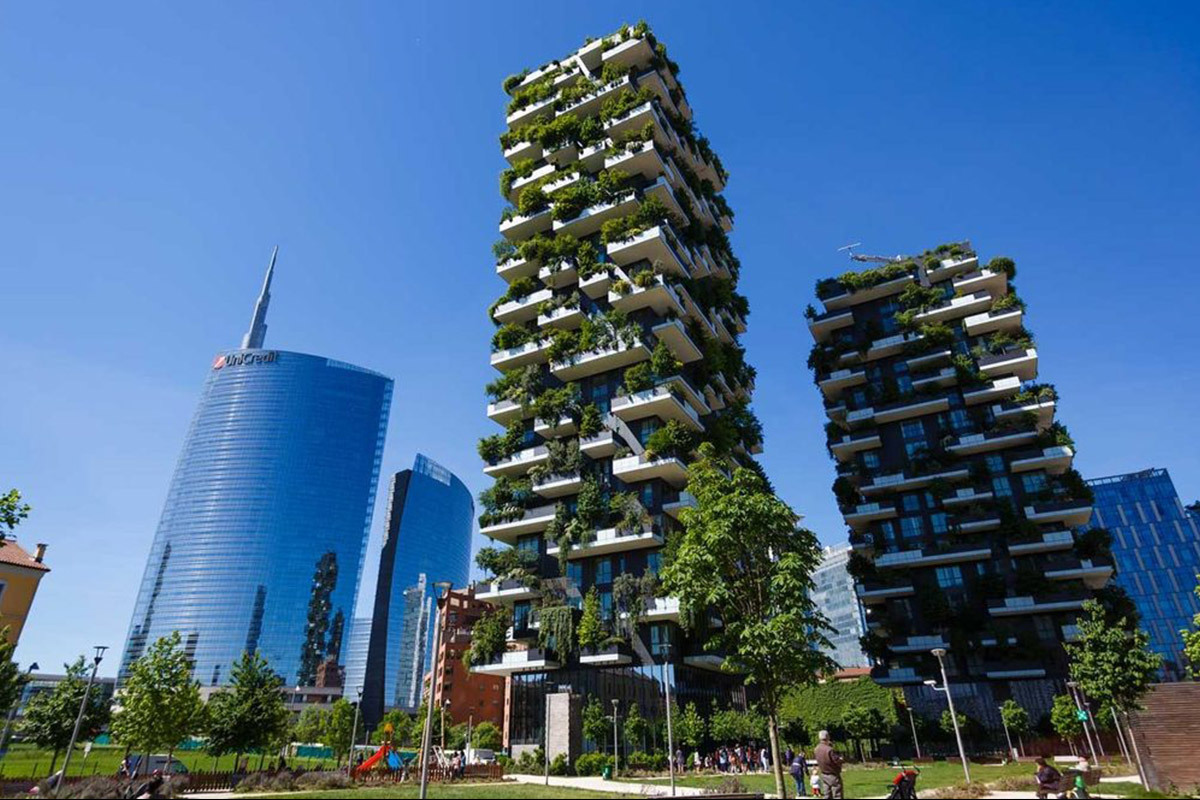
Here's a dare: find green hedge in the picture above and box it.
[779,677,900,744]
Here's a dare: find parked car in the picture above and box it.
[125,754,189,775]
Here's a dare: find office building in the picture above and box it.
[1087,468,1200,680]
[341,617,372,697]
[0,540,49,646]
[120,251,393,687]
[428,587,506,730]
[810,543,869,670]
[806,243,1113,726]
[475,23,757,759]
[359,456,473,727]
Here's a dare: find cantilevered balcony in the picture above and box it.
[537,304,584,330]
[1024,500,1093,527]
[491,338,552,371]
[613,452,689,487]
[912,291,994,325]
[470,647,559,676]
[984,664,1047,680]
[907,348,952,371]
[476,578,541,605]
[844,502,898,531]
[497,256,540,283]
[979,348,1038,381]
[875,544,992,570]
[652,318,703,363]
[580,430,620,458]
[493,288,552,324]
[579,268,615,299]
[1007,530,1074,555]
[873,666,922,685]
[683,654,725,672]
[821,273,916,311]
[499,208,553,241]
[861,467,970,496]
[506,93,556,128]
[483,445,549,478]
[557,75,632,121]
[604,139,671,182]
[553,192,640,238]
[808,308,855,344]
[608,274,686,317]
[533,414,576,438]
[612,383,703,430]
[865,332,923,361]
[547,526,663,560]
[829,431,882,462]
[579,643,634,666]
[663,491,696,519]
[604,100,676,152]
[911,367,957,392]
[964,307,1024,336]
[507,162,557,203]
[486,398,525,426]
[605,224,691,278]
[503,138,542,166]
[963,375,1022,406]
[872,396,950,425]
[947,429,1039,456]
[533,471,584,499]
[538,260,579,289]
[953,513,1002,534]
[551,339,651,380]
[856,581,915,604]
[952,267,1007,297]
[1046,556,1114,589]
[480,504,558,545]
[988,593,1087,617]
[926,254,979,282]
[600,33,655,69]
[892,635,948,654]
[819,367,867,399]
[1010,445,1075,475]
[993,398,1056,430]
[644,596,681,622]
[941,487,995,507]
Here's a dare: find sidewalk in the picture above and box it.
[509,772,709,796]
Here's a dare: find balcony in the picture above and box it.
[861,467,970,496]
[941,487,995,507]
[844,502,898,531]
[964,307,1024,336]
[872,396,950,425]
[652,319,703,363]
[911,367,957,392]
[476,579,541,605]
[470,647,559,676]
[483,445,550,478]
[1007,530,1074,555]
[503,138,542,166]
[506,93,556,128]
[579,268,616,299]
[947,429,1038,456]
[875,544,992,570]
[1023,500,1093,527]
[907,348,952,370]
[580,430,620,458]
[490,338,552,371]
[979,348,1038,381]
[537,304,584,330]
[953,514,1002,534]
[551,339,651,380]
[533,414,576,438]
[873,666,922,685]
[644,596,681,622]
[912,291,994,325]
[557,75,632,121]
[507,616,540,643]
[806,307,855,344]
[547,526,663,560]
[604,139,670,182]
[892,635,948,654]
[963,375,1022,406]
[486,398,525,427]
[480,504,558,544]
[533,471,584,499]
[865,331,923,361]
[683,654,725,672]
[926,254,979,281]
[553,192,640,238]
[985,664,1047,680]
[579,642,634,666]
[1010,445,1075,475]
[613,453,689,487]
[538,260,579,289]
[952,267,1007,297]
[507,162,557,203]
[499,208,553,241]
[493,288,553,324]
[1045,556,1114,589]
[605,224,691,278]
[497,256,540,283]
[822,273,916,312]
[663,491,696,519]
[829,431,882,462]
[602,34,655,70]
[856,582,915,604]
[611,383,703,430]
[819,367,867,399]
[988,593,1087,617]
[994,398,1056,429]
[608,274,686,317]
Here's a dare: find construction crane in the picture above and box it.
[837,242,905,264]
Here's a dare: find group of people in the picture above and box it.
[670,730,846,799]
[688,743,773,774]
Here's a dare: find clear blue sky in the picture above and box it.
[3,2,1198,676]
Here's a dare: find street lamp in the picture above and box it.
[348,687,363,776]
[1065,681,1098,766]
[997,705,1015,762]
[0,661,38,757]
[611,699,620,778]
[419,581,453,800]
[441,699,450,752]
[659,643,676,797]
[56,646,106,797]
[904,704,922,759]
[927,647,970,784]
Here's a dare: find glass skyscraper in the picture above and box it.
[120,253,393,687]
[810,543,870,670]
[359,455,473,726]
[1087,468,1200,680]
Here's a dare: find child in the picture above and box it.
[810,765,821,797]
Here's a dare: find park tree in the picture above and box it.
[111,632,205,772]
[1182,574,1200,677]
[999,699,1031,756]
[661,443,836,798]
[205,651,291,768]
[1050,694,1084,751]
[0,489,31,533]
[19,657,111,774]
[708,708,742,744]
[471,721,502,751]
[324,698,359,765]
[582,697,610,751]
[939,709,969,741]
[372,709,414,746]
[623,702,649,753]
[293,706,328,745]
[675,702,706,750]
[841,703,886,761]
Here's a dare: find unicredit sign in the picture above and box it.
[212,351,279,370]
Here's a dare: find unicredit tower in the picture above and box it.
[119,249,393,687]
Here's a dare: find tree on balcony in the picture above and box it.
[463,608,511,670]
[1182,576,1200,678]
[661,442,835,798]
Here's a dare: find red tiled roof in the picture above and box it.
[0,541,50,572]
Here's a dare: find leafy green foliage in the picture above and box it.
[1066,599,1162,712]
[999,699,1031,738]
[644,419,697,459]
[1184,575,1200,677]
[20,656,110,757]
[293,705,328,745]
[323,699,358,763]
[0,628,25,715]
[623,362,654,394]
[675,702,706,748]
[111,631,203,755]
[779,678,899,745]
[623,702,650,751]
[578,588,606,652]
[0,489,31,533]
[205,650,290,758]
[582,696,610,749]
[986,256,1017,278]
[538,603,576,656]
[1050,694,1084,739]
[463,607,511,669]
[579,404,604,438]
[471,720,502,750]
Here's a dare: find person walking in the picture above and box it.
[814,730,845,799]
[789,751,806,797]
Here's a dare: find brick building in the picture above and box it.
[430,588,506,730]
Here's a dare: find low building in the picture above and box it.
[429,588,506,731]
[7,671,116,734]
[0,540,50,646]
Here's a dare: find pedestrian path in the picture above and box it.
[510,772,709,796]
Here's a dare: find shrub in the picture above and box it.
[623,362,654,394]
[626,750,667,772]
[704,776,747,795]
[295,771,351,791]
[574,752,614,776]
[549,752,572,775]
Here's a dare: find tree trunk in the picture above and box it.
[166,747,174,776]
[48,749,60,776]
[767,711,787,799]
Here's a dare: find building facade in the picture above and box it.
[0,540,49,646]
[806,243,1113,727]
[120,255,392,687]
[810,543,869,670]
[474,22,757,758]
[358,456,473,727]
[1087,468,1200,680]
[429,588,506,730]
[341,617,372,696]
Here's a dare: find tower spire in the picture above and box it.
[241,246,277,350]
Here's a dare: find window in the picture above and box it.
[566,562,582,587]
[880,302,900,334]
[879,521,897,546]
[936,566,963,589]
[862,452,881,472]
[901,421,925,441]
[851,389,868,408]
[897,375,913,395]
[992,477,1013,498]
[902,494,922,512]
[516,534,539,556]
[592,382,612,414]
[640,483,655,509]
[1021,473,1048,494]
[986,455,1005,475]
[930,512,948,535]
[949,409,972,434]
[599,590,613,620]
[900,517,924,541]
[646,551,662,576]
[650,623,673,657]
[905,441,929,459]
[595,558,612,586]
[639,419,659,446]
[513,601,532,630]
[1034,616,1057,642]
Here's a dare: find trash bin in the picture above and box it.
[602,765,612,780]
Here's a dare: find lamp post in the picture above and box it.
[56,646,106,797]
[611,699,620,778]
[659,644,676,797]
[441,700,450,751]
[904,704,922,759]
[998,705,1015,762]
[928,648,969,784]
[0,661,38,757]
[1066,681,1098,766]
[543,695,550,786]
[419,581,453,800]
[348,687,363,776]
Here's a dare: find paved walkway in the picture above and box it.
[510,773,709,796]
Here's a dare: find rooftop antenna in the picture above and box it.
[241,246,277,350]
[837,243,862,260]
[839,242,904,265]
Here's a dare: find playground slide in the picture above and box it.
[353,745,388,775]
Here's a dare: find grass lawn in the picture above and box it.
[0,745,333,778]
[259,782,636,799]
